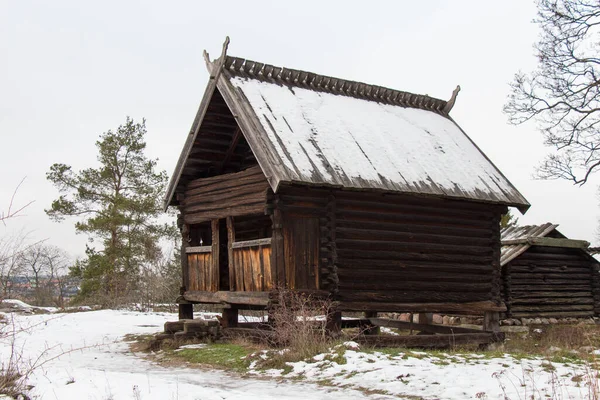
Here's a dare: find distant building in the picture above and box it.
[501,223,600,319]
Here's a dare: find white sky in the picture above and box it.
[1,0,597,258]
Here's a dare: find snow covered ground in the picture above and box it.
[0,307,597,399]
[0,309,369,399]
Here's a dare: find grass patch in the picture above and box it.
[169,343,254,372]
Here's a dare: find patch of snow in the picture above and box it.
[0,310,370,399]
[380,326,399,336]
[248,347,595,399]
[1,298,58,313]
[175,343,207,351]
[341,341,360,350]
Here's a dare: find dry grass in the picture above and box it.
[500,323,600,363]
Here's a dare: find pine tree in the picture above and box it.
[500,209,519,229]
[46,117,174,303]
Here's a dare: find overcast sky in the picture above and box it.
[1,0,597,258]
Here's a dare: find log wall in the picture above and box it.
[182,166,269,224]
[274,186,505,308]
[504,246,600,318]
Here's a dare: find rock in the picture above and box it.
[164,321,185,333]
[502,319,514,326]
[549,318,558,324]
[184,320,208,333]
[433,314,443,324]
[500,326,529,333]
[548,346,562,353]
[513,319,522,326]
[208,326,220,337]
[174,331,199,340]
[483,342,505,351]
[541,318,550,325]
[155,333,174,341]
[442,316,450,325]
[399,313,411,322]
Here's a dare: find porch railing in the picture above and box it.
[186,246,216,292]
[230,238,272,292]
[185,238,273,293]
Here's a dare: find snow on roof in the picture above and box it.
[500,223,558,266]
[229,74,529,210]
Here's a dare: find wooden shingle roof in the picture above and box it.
[164,38,530,212]
[500,223,591,266]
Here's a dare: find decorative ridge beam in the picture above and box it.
[502,237,590,249]
[222,55,449,115]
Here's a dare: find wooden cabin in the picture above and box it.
[164,40,530,335]
[501,223,600,319]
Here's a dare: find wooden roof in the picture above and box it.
[500,223,592,266]
[164,38,530,212]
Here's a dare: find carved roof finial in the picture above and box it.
[203,36,230,75]
[443,85,461,114]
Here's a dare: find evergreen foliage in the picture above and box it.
[46,117,176,304]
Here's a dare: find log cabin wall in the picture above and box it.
[274,185,505,307]
[504,246,600,319]
[182,165,270,225]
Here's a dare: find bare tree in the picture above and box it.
[1,178,34,224]
[0,230,27,299]
[505,0,600,185]
[19,244,70,306]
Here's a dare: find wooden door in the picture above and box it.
[283,216,319,289]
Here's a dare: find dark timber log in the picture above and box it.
[369,318,483,334]
[183,166,269,224]
[336,301,506,313]
[337,290,490,303]
[357,332,501,348]
[512,311,595,318]
[184,290,270,306]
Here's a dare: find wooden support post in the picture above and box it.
[417,313,433,335]
[483,311,500,332]
[226,216,235,291]
[222,308,239,328]
[181,222,190,294]
[418,313,433,325]
[363,311,380,335]
[179,303,193,320]
[270,197,285,287]
[326,311,342,335]
[211,219,220,292]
